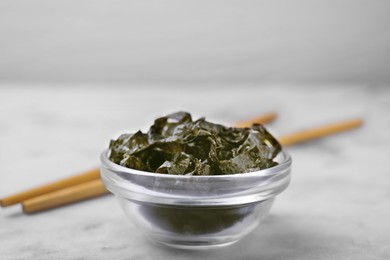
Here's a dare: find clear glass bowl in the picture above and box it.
[100,150,292,250]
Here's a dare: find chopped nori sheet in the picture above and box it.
[108,111,281,175]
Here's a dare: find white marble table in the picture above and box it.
[1,85,389,259]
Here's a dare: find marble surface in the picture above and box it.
[1,85,390,259]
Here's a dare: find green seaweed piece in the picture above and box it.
[108,111,281,175]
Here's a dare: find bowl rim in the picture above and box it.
[100,148,292,179]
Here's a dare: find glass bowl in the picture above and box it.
[100,149,291,250]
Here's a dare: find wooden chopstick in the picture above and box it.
[0,112,278,212]
[0,168,100,207]
[22,179,107,213]
[234,111,277,128]
[20,117,362,213]
[278,118,363,146]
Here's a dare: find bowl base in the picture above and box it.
[152,238,240,250]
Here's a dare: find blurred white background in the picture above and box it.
[1,0,389,84]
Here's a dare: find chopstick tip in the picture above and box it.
[21,203,29,214]
[350,118,364,127]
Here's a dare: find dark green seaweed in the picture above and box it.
[139,202,257,235]
[109,111,281,175]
